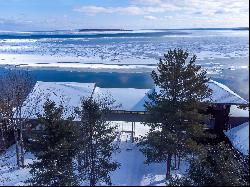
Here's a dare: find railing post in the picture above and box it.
[131,122,134,143]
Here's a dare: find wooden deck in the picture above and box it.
[106,110,150,122]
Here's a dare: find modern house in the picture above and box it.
[0,80,248,151]
[20,80,248,130]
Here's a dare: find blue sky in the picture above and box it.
[0,0,249,31]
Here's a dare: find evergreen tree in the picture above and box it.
[76,96,120,186]
[169,142,249,186]
[28,100,79,186]
[139,49,212,179]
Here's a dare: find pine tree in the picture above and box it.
[28,100,79,186]
[139,49,212,179]
[76,96,120,186]
[169,142,249,186]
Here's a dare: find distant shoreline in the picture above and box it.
[143,27,249,31]
[1,27,248,33]
[78,29,133,32]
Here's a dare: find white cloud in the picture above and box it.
[164,15,173,19]
[144,15,157,20]
[75,0,249,17]
[74,6,146,15]
[74,6,112,15]
[116,6,145,15]
[186,0,249,16]
[74,4,178,16]
[132,0,162,5]
[73,0,249,27]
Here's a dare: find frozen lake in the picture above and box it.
[0,29,248,68]
[0,29,249,100]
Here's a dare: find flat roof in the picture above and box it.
[93,87,151,111]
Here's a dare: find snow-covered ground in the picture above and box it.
[0,121,188,186]
[0,145,35,186]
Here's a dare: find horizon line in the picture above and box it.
[0,26,248,32]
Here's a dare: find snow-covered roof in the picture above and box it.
[207,80,248,105]
[224,122,249,156]
[99,80,248,111]
[153,80,247,105]
[21,81,95,119]
[21,80,248,119]
[229,105,249,117]
[93,87,151,111]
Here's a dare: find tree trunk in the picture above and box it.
[0,123,6,152]
[174,154,177,170]
[131,122,134,143]
[90,151,96,186]
[166,154,172,179]
[90,123,96,186]
[90,177,95,186]
[19,123,25,167]
[14,129,20,168]
[77,154,82,172]
[178,156,181,170]
[18,108,25,168]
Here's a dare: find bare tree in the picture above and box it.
[0,67,36,168]
[0,112,7,152]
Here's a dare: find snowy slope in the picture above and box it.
[224,122,249,156]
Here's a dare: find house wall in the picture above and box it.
[105,111,149,122]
